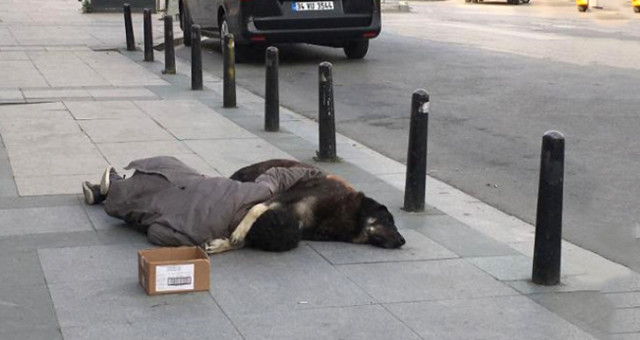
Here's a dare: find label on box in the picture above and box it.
[155,264,195,292]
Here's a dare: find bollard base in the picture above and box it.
[313,154,341,163]
[162,69,176,75]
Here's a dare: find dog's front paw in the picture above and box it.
[204,238,231,254]
[229,232,245,246]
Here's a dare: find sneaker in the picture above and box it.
[100,166,123,196]
[82,181,105,205]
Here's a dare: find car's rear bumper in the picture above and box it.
[237,13,381,45]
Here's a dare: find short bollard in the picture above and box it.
[315,62,337,162]
[532,131,565,286]
[143,9,153,61]
[163,15,176,74]
[124,4,135,51]
[264,46,279,132]
[191,24,202,90]
[403,90,429,212]
[223,34,236,108]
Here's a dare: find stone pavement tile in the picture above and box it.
[0,327,63,340]
[29,51,109,87]
[308,229,457,265]
[0,89,24,103]
[210,245,375,317]
[49,279,237,332]
[135,100,255,140]
[405,215,519,258]
[75,51,168,87]
[11,26,96,46]
[233,304,421,340]
[97,140,194,161]
[605,308,640,334]
[0,194,80,210]
[23,88,92,100]
[15,174,100,196]
[0,60,48,88]
[0,28,18,46]
[505,275,604,294]
[87,87,158,99]
[467,254,586,282]
[0,205,93,237]
[0,283,60,336]
[77,118,175,143]
[38,243,148,284]
[83,203,129,231]
[62,318,242,340]
[45,46,92,52]
[0,51,29,60]
[605,291,640,309]
[185,138,293,176]
[0,249,46,287]
[64,100,147,120]
[337,258,517,303]
[385,295,598,340]
[105,152,220,178]
[602,274,640,293]
[609,333,640,340]
[0,230,101,253]
[529,291,613,339]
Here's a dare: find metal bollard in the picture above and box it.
[315,62,337,162]
[143,8,153,61]
[532,130,565,286]
[124,3,135,51]
[223,34,236,108]
[403,90,429,212]
[191,25,202,90]
[163,15,176,74]
[264,47,279,132]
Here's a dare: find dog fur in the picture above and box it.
[215,159,406,253]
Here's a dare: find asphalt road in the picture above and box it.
[176,0,640,271]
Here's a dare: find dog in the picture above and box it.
[202,159,405,253]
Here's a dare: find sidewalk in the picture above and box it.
[0,1,638,339]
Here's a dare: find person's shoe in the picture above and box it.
[82,181,105,205]
[100,166,122,196]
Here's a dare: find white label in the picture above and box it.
[292,1,334,11]
[155,264,195,292]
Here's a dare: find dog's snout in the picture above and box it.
[399,235,406,245]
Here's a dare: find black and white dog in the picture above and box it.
[204,160,405,253]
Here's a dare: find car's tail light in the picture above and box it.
[250,35,266,42]
[362,31,377,38]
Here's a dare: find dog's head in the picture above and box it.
[354,196,405,249]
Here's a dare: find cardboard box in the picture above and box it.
[138,246,210,295]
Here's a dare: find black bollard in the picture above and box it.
[124,4,135,51]
[315,62,337,162]
[223,34,236,108]
[403,89,429,212]
[264,47,279,131]
[143,8,153,61]
[191,25,202,90]
[163,15,176,74]
[532,131,565,286]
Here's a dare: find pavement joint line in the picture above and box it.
[118,44,637,288]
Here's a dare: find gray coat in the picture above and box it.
[104,156,325,247]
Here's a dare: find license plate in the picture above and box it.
[292,1,334,11]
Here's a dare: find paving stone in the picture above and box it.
[22,88,92,100]
[77,118,175,143]
[135,100,255,140]
[405,215,520,258]
[0,327,63,340]
[337,258,517,303]
[88,87,158,99]
[505,275,604,294]
[83,203,130,231]
[468,254,586,281]
[64,100,147,120]
[602,274,640,293]
[0,60,48,88]
[75,51,168,87]
[0,283,60,335]
[185,138,293,176]
[234,304,420,340]
[39,243,148,284]
[210,245,375,317]
[29,51,109,87]
[0,230,101,252]
[608,333,640,340]
[308,229,457,265]
[529,291,613,339]
[385,295,597,340]
[0,89,24,102]
[62,318,242,340]
[0,249,46,287]
[15,174,101,196]
[49,279,233,330]
[104,153,220,178]
[604,291,640,309]
[0,205,93,237]
[606,308,640,333]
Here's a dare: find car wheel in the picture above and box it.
[521,0,530,3]
[578,4,588,11]
[344,40,369,59]
[219,14,230,52]
[181,4,192,47]
[634,6,640,12]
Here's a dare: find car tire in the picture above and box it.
[344,40,369,59]
[181,4,193,47]
[634,6,640,12]
[521,0,530,3]
[578,4,588,11]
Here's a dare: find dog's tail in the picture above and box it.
[245,209,302,252]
